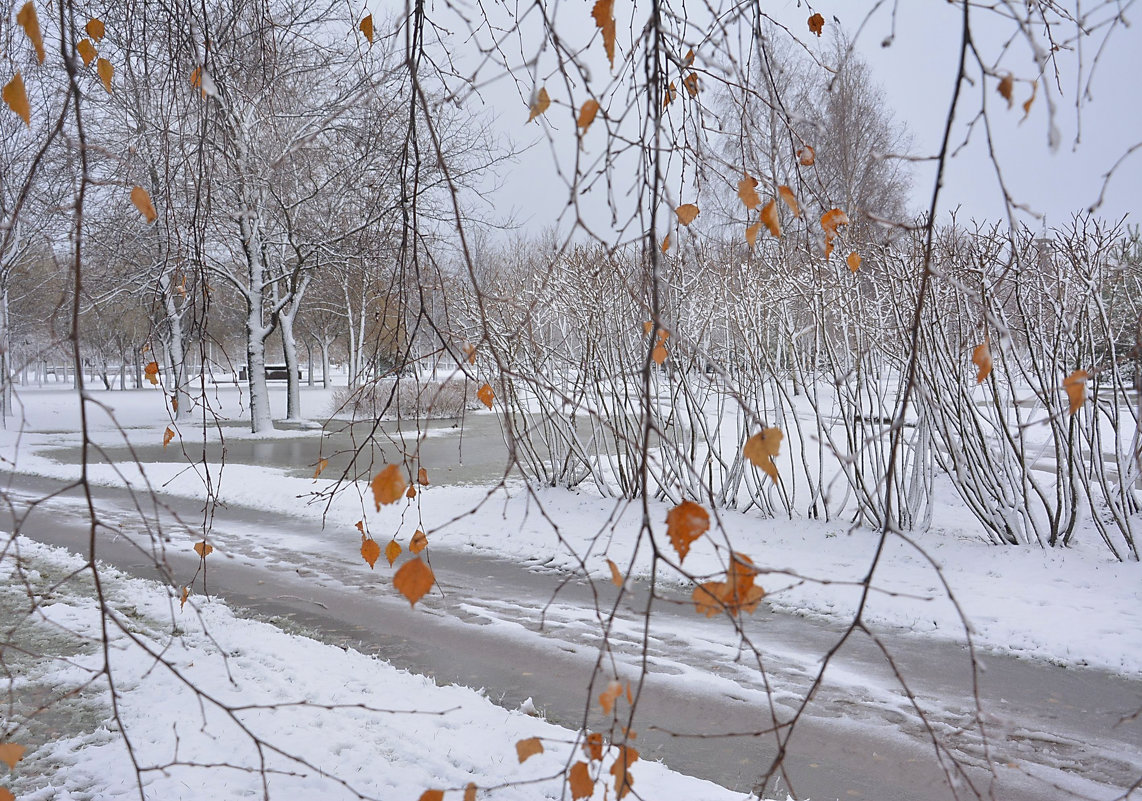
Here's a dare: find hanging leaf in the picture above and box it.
[972,343,992,383]
[743,428,782,482]
[180,585,190,609]
[665,500,708,562]
[777,185,800,217]
[97,58,114,93]
[642,321,654,335]
[2,73,31,127]
[797,145,815,166]
[808,12,825,36]
[371,464,407,509]
[144,360,160,384]
[578,98,600,133]
[737,173,760,211]
[660,233,670,253]
[410,529,428,554]
[463,342,477,364]
[598,680,623,715]
[131,186,158,223]
[663,81,677,107]
[17,3,46,64]
[477,382,494,408]
[194,541,213,558]
[683,72,699,97]
[417,467,429,486]
[675,203,699,226]
[847,251,862,273]
[745,221,761,248]
[692,553,765,617]
[163,426,175,448]
[361,537,381,569]
[607,558,624,587]
[313,458,328,478]
[760,199,781,238]
[591,0,616,68]
[516,737,544,763]
[406,484,416,499]
[527,87,550,122]
[0,744,26,770]
[1021,82,1037,122]
[651,330,668,366]
[1063,369,1087,415]
[821,208,850,259]
[359,14,374,43]
[355,520,365,534]
[997,73,1014,108]
[85,18,106,42]
[417,791,444,801]
[609,744,639,799]
[569,761,594,800]
[394,557,435,607]
[583,732,604,761]
[0,788,13,801]
[385,539,402,566]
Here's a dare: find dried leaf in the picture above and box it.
[683,71,699,97]
[406,484,417,499]
[997,73,1014,109]
[131,186,158,223]
[361,537,380,569]
[527,87,550,123]
[665,500,708,563]
[663,81,677,107]
[0,788,13,801]
[1063,369,1087,415]
[163,426,175,448]
[464,783,477,801]
[578,99,600,133]
[410,529,428,554]
[145,360,160,385]
[97,57,114,93]
[610,744,639,799]
[592,0,616,68]
[745,221,761,249]
[569,761,594,800]
[359,14,374,43]
[760,199,781,238]
[693,554,765,617]
[675,203,699,226]
[1021,82,1037,122]
[651,338,668,366]
[0,744,26,770]
[477,382,494,409]
[821,208,850,259]
[418,791,444,801]
[808,12,825,36]
[692,581,724,617]
[607,558,624,587]
[797,145,815,166]
[385,539,401,566]
[660,233,670,253]
[355,520,365,534]
[972,343,992,383]
[371,464,407,509]
[847,251,862,273]
[463,342,477,364]
[313,458,328,478]
[737,173,760,211]
[17,3,46,64]
[85,18,106,42]
[417,467,429,486]
[642,320,654,335]
[194,540,213,558]
[2,73,31,127]
[599,679,623,715]
[777,185,800,217]
[394,557,435,607]
[179,585,190,609]
[743,428,782,482]
[516,737,544,763]
[583,732,604,761]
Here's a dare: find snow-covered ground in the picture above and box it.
[2,384,1140,800]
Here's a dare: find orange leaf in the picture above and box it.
[665,500,708,562]
[569,761,594,800]
[371,464,407,509]
[1021,82,1037,121]
[745,221,761,248]
[410,529,428,554]
[85,18,106,42]
[683,71,699,97]
[972,343,992,383]
[464,784,477,801]
[0,788,13,801]
[652,340,668,366]
[359,14,374,43]
[743,428,782,482]
[693,554,765,617]
[313,458,328,478]
[847,251,861,273]
[385,539,402,566]
[194,540,213,558]
[610,744,639,799]
[516,737,544,763]
[406,484,417,499]
[583,732,604,761]
[2,73,31,127]
[180,585,190,609]
[527,87,550,123]
[737,173,760,211]
[361,537,381,569]
[820,208,850,236]
[417,467,429,486]
[660,233,670,253]
[477,382,494,409]
[777,185,800,217]
[997,73,1014,109]
[642,320,654,335]
[170,394,178,413]
[0,743,26,770]
[17,3,45,64]
[760,199,781,238]
[663,81,677,107]
[607,558,623,587]
[418,792,443,801]
[682,48,695,67]
[692,581,725,617]
[578,99,600,133]
[463,342,477,364]
[394,557,435,607]
[675,203,699,226]
[1063,369,1087,415]
[808,12,825,36]
[355,520,365,534]
[592,0,616,68]
[145,360,160,384]
[163,426,175,448]
[97,58,114,93]
[797,145,815,166]
[599,679,623,715]
[131,186,158,223]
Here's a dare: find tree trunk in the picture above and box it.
[281,311,302,420]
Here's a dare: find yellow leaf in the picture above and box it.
[972,343,992,384]
[683,72,699,97]
[17,3,46,64]
[591,0,616,68]
[599,679,623,715]
[997,73,1014,109]
[0,743,26,770]
[516,737,544,763]
[743,428,782,482]
[359,14,374,43]
[85,18,106,42]
[797,145,815,166]
[578,98,600,133]
[1063,369,1087,415]
[737,173,759,211]
[675,203,699,226]
[808,12,825,36]
[193,540,213,558]
[394,557,435,607]
[569,761,594,800]
[777,184,800,217]
[464,784,477,801]
[163,426,175,448]
[665,500,708,563]
[131,186,157,223]
[847,251,862,273]
[477,382,494,409]
[385,538,402,566]
[361,537,380,569]
[527,87,550,123]
[660,233,670,253]
[2,73,31,127]
[371,464,407,509]
[418,791,444,801]
[145,360,160,384]
[410,529,428,554]
[97,58,114,93]
[417,467,429,486]
[313,458,328,478]
[745,221,761,248]
[760,199,780,238]
[77,38,97,66]
[607,558,624,587]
